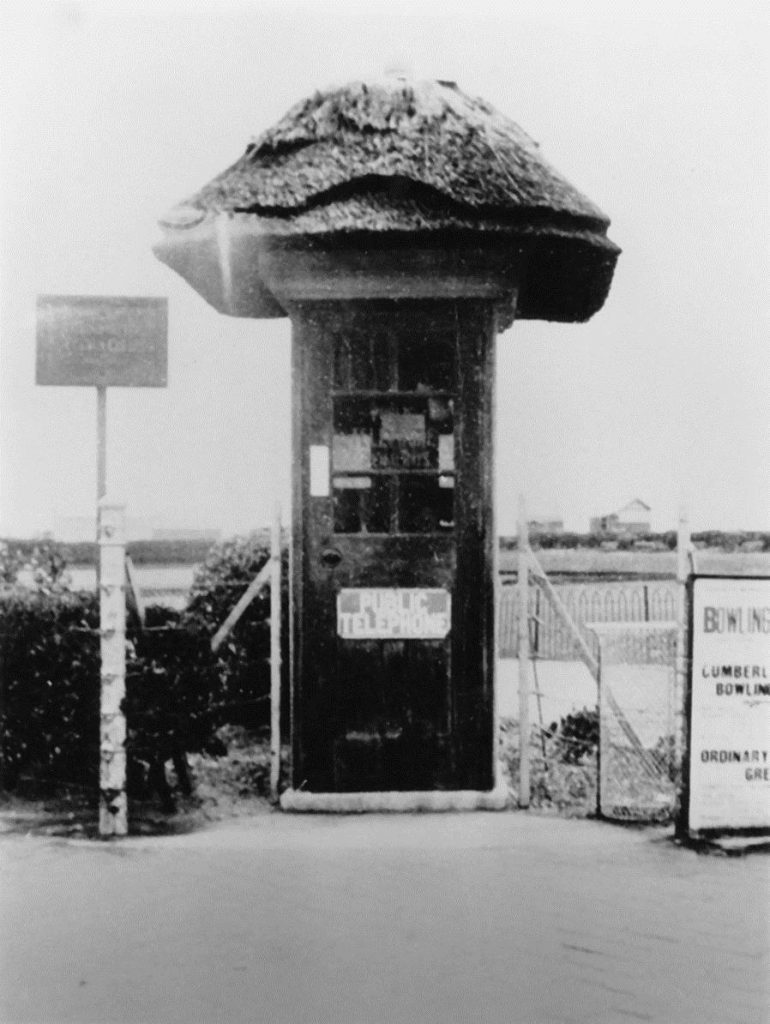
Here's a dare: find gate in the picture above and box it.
[518,548,683,822]
[590,622,678,822]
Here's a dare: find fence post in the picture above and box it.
[98,498,127,837]
[270,504,282,801]
[674,508,691,802]
[517,496,530,808]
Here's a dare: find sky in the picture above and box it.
[1,0,768,538]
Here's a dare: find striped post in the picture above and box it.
[98,498,128,837]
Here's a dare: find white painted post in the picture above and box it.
[96,386,107,594]
[98,498,128,837]
[270,504,282,801]
[96,387,107,503]
[517,495,531,808]
[674,507,691,793]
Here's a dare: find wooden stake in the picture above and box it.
[124,553,146,629]
[675,507,691,803]
[210,561,271,653]
[270,504,282,801]
[517,495,530,808]
[530,551,600,680]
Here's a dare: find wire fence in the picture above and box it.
[498,579,678,660]
[4,570,684,819]
[592,623,678,822]
[498,569,683,823]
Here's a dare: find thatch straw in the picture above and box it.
[156,77,620,323]
[183,79,611,229]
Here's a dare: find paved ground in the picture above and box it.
[1,812,767,1024]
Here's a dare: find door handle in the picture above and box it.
[320,547,343,569]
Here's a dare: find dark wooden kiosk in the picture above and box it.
[155,78,619,810]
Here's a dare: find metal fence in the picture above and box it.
[497,568,683,823]
[592,623,678,822]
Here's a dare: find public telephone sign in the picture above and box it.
[337,588,451,640]
[36,295,167,387]
[687,575,770,833]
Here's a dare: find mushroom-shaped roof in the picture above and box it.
[155,78,619,322]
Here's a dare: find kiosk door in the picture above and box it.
[293,300,494,793]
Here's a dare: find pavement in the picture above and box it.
[1,811,768,1024]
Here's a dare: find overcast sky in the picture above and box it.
[1,0,767,538]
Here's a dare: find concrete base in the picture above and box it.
[279,786,511,813]
[682,833,770,857]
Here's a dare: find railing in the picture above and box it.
[498,580,677,660]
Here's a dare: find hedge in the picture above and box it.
[0,538,222,568]
[0,533,289,797]
[0,588,101,790]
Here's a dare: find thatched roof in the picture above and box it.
[155,78,619,322]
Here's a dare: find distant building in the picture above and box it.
[527,516,564,535]
[590,499,651,536]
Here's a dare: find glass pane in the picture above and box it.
[334,397,379,436]
[399,336,453,391]
[332,335,351,390]
[371,333,392,391]
[399,477,454,533]
[333,476,391,534]
[332,396,454,535]
[339,330,392,391]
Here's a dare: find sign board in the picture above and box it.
[309,445,330,496]
[687,575,770,833]
[337,588,451,640]
[36,295,167,387]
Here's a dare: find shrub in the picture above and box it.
[551,707,599,764]
[0,539,71,588]
[0,587,100,791]
[498,714,597,816]
[182,532,290,733]
[650,733,678,783]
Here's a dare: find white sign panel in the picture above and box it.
[688,576,770,832]
[309,445,330,497]
[337,588,451,640]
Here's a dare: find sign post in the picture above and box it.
[97,386,107,503]
[36,293,168,507]
[98,498,128,837]
[36,295,168,836]
[680,575,770,840]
